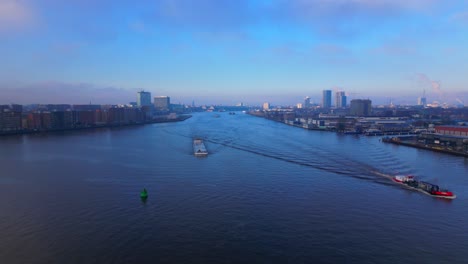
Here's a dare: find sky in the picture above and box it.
[0,0,467,106]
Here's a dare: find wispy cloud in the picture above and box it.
[129,20,148,33]
[451,11,468,24]
[148,0,254,32]
[372,44,417,56]
[313,43,356,65]
[268,0,443,37]
[0,0,35,33]
[0,81,136,104]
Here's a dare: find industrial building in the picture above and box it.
[435,126,468,137]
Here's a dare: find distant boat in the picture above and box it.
[140,188,148,199]
[393,175,456,199]
[193,139,208,157]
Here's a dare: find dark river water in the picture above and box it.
[1,112,467,264]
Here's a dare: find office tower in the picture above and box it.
[350,99,372,116]
[154,96,170,110]
[335,91,347,108]
[137,91,152,107]
[263,102,270,110]
[417,97,427,106]
[304,96,311,108]
[417,89,426,107]
[322,90,332,108]
[418,97,427,106]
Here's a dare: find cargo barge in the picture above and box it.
[393,175,456,199]
[193,139,208,157]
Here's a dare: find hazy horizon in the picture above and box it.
[1,0,467,106]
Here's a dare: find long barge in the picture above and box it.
[393,175,456,199]
[193,139,208,157]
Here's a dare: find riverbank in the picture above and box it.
[0,115,192,137]
[382,136,468,158]
[249,111,415,136]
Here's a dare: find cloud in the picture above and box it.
[313,43,356,65]
[0,81,136,104]
[0,0,35,32]
[451,11,468,24]
[412,73,445,97]
[372,44,417,56]
[50,41,87,55]
[148,0,254,32]
[314,44,349,55]
[265,0,444,38]
[129,20,148,33]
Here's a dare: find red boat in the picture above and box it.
[393,175,456,199]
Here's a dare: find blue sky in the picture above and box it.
[1,0,467,105]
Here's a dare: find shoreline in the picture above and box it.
[0,115,192,137]
[382,136,468,158]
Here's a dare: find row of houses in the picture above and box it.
[0,104,152,133]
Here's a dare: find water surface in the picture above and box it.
[1,112,467,263]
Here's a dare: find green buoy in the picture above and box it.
[140,188,148,199]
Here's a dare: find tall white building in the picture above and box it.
[263,102,270,110]
[335,91,347,108]
[417,97,427,106]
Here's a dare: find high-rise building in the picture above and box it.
[335,91,347,108]
[263,102,270,110]
[417,89,427,107]
[350,99,372,116]
[417,97,427,106]
[322,90,332,108]
[304,96,311,108]
[137,91,152,107]
[154,96,170,111]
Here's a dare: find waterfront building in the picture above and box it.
[350,99,372,116]
[335,91,347,108]
[0,105,22,132]
[50,111,74,129]
[263,102,270,110]
[73,105,101,111]
[154,96,170,111]
[304,96,311,108]
[322,90,332,108]
[137,91,152,107]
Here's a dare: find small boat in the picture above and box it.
[393,175,456,199]
[140,188,148,199]
[193,139,208,157]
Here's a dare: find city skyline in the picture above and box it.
[1,0,468,105]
